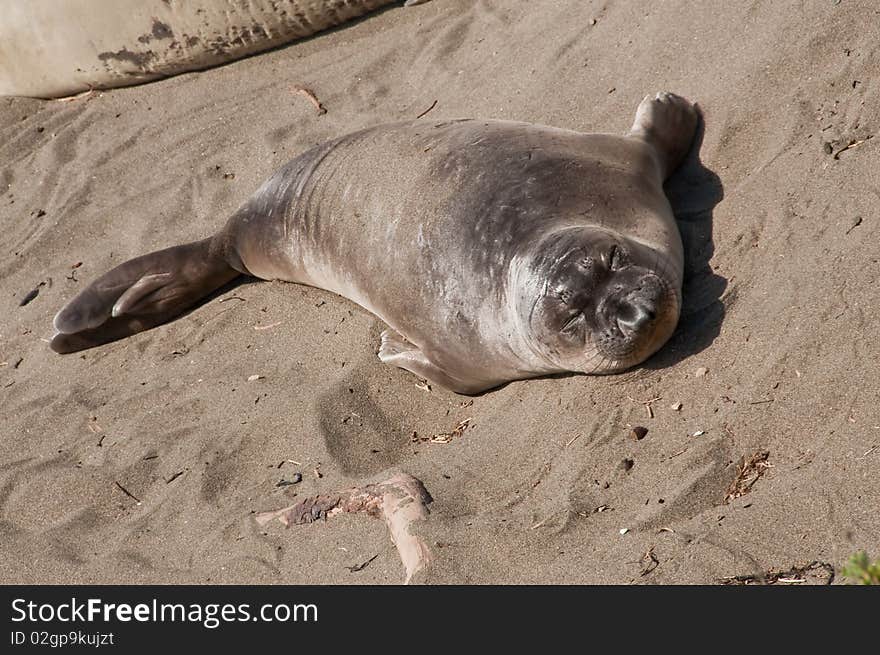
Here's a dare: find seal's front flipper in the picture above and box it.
[377,328,420,361]
[627,91,699,179]
[51,238,240,353]
[377,328,488,395]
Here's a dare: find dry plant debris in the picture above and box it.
[346,553,379,573]
[411,418,471,444]
[290,85,326,115]
[640,546,660,576]
[724,450,771,503]
[832,135,872,159]
[628,395,660,418]
[719,561,834,585]
[415,99,438,119]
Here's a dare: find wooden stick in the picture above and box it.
[256,473,433,584]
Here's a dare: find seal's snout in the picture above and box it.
[605,272,663,333]
[616,298,657,336]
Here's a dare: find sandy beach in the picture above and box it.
[1,0,878,584]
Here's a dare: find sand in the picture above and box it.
[1,0,878,585]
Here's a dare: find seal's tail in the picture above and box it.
[50,238,240,353]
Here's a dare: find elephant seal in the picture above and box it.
[51,92,698,394]
[1,0,427,98]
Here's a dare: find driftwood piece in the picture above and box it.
[257,473,433,584]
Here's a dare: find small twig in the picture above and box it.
[640,546,660,576]
[165,470,185,484]
[565,434,581,447]
[256,473,433,584]
[661,448,688,461]
[290,85,326,115]
[254,321,283,331]
[628,396,661,404]
[832,135,872,159]
[845,216,863,235]
[202,305,237,325]
[628,395,661,418]
[346,553,379,573]
[54,86,95,102]
[114,481,142,504]
[415,99,438,119]
[530,515,552,530]
[218,296,247,303]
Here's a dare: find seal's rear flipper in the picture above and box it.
[51,238,240,353]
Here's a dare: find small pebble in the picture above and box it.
[694,367,708,378]
[18,287,39,307]
[692,430,705,437]
[275,472,303,487]
[619,528,629,535]
[670,402,683,411]
[823,141,833,154]
[631,426,648,440]
[247,374,263,382]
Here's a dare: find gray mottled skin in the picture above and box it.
[52,92,698,394]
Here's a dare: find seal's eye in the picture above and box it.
[561,311,584,335]
[608,245,624,271]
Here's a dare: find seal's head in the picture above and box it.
[515,227,681,374]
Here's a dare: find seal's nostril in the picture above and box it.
[617,302,655,335]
